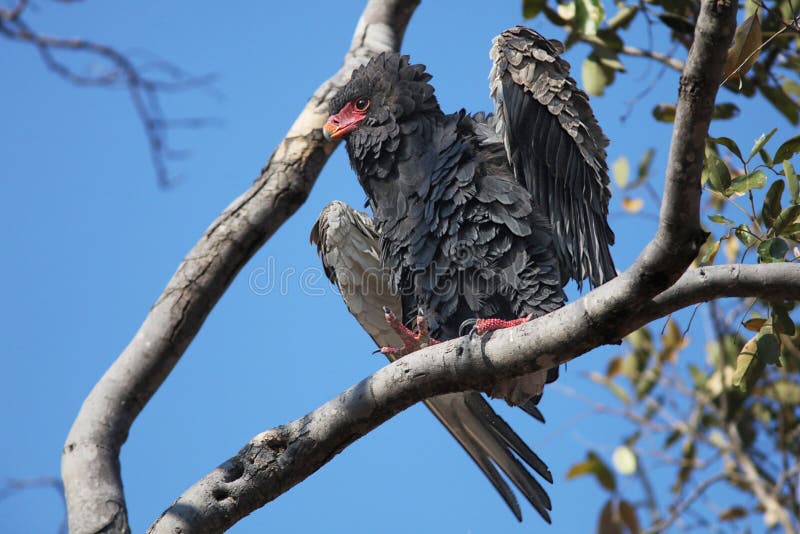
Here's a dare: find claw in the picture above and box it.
[378,306,440,357]
[473,314,533,336]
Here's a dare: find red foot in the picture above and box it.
[474,315,532,336]
[379,307,440,357]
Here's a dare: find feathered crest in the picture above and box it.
[330,53,441,118]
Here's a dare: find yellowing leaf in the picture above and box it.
[622,197,644,213]
[652,104,676,122]
[722,14,762,82]
[733,336,759,387]
[583,55,610,96]
[566,451,616,491]
[724,234,740,262]
[606,356,623,378]
[612,446,637,475]
[699,239,721,265]
[742,317,767,332]
[613,156,630,187]
[557,2,576,21]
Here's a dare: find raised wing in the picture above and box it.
[311,200,553,522]
[490,26,615,289]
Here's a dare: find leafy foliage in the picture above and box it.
[522,0,800,122]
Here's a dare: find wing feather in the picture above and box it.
[490,26,616,288]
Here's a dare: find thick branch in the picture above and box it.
[60,2,419,533]
[151,261,799,532]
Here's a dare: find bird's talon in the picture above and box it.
[379,306,440,357]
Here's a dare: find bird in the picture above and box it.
[311,201,554,522]
[316,26,615,522]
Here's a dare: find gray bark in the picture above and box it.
[60,1,419,532]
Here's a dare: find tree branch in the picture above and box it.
[620,44,685,72]
[60,2,419,532]
[150,265,797,534]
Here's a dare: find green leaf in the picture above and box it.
[784,161,799,203]
[634,148,655,187]
[709,136,743,162]
[708,214,734,226]
[598,500,621,534]
[758,237,788,263]
[566,451,617,491]
[612,446,637,475]
[760,84,799,125]
[756,333,781,364]
[772,306,796,336]
[726,170,767,195]
[703,149,731,192]
[652,104,676,122]
[712,103,740,120]
[774,134,800,163]
[619,500,640,534]
[762,180,784,229]
[674,439,696,493]
[522,0,547,18]
[759,147,773,166]
[748,128,778,162]
[594,29,624,52]
[575,0,605,36]
[772,205,800,236]
[688,364,707,389]
[719,506,749,521]
[582,55,612,96]
[735,224,758,247]
[612,156,630,187]
[722,14,762,82]
[658,13,694,34]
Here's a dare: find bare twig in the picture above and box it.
[621,43,685,72]
[643,472,728,533]
[726,421,798,533]
[0,8,215,186]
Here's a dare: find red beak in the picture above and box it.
[323,102,365,141]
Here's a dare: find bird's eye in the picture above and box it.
[354,97,370,111]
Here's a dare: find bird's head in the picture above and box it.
[323,53,440,142]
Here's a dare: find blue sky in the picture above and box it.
[1,1,792,532]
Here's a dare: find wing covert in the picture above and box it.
[490,26,615,288]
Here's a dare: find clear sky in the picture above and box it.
[1,1,790,533]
